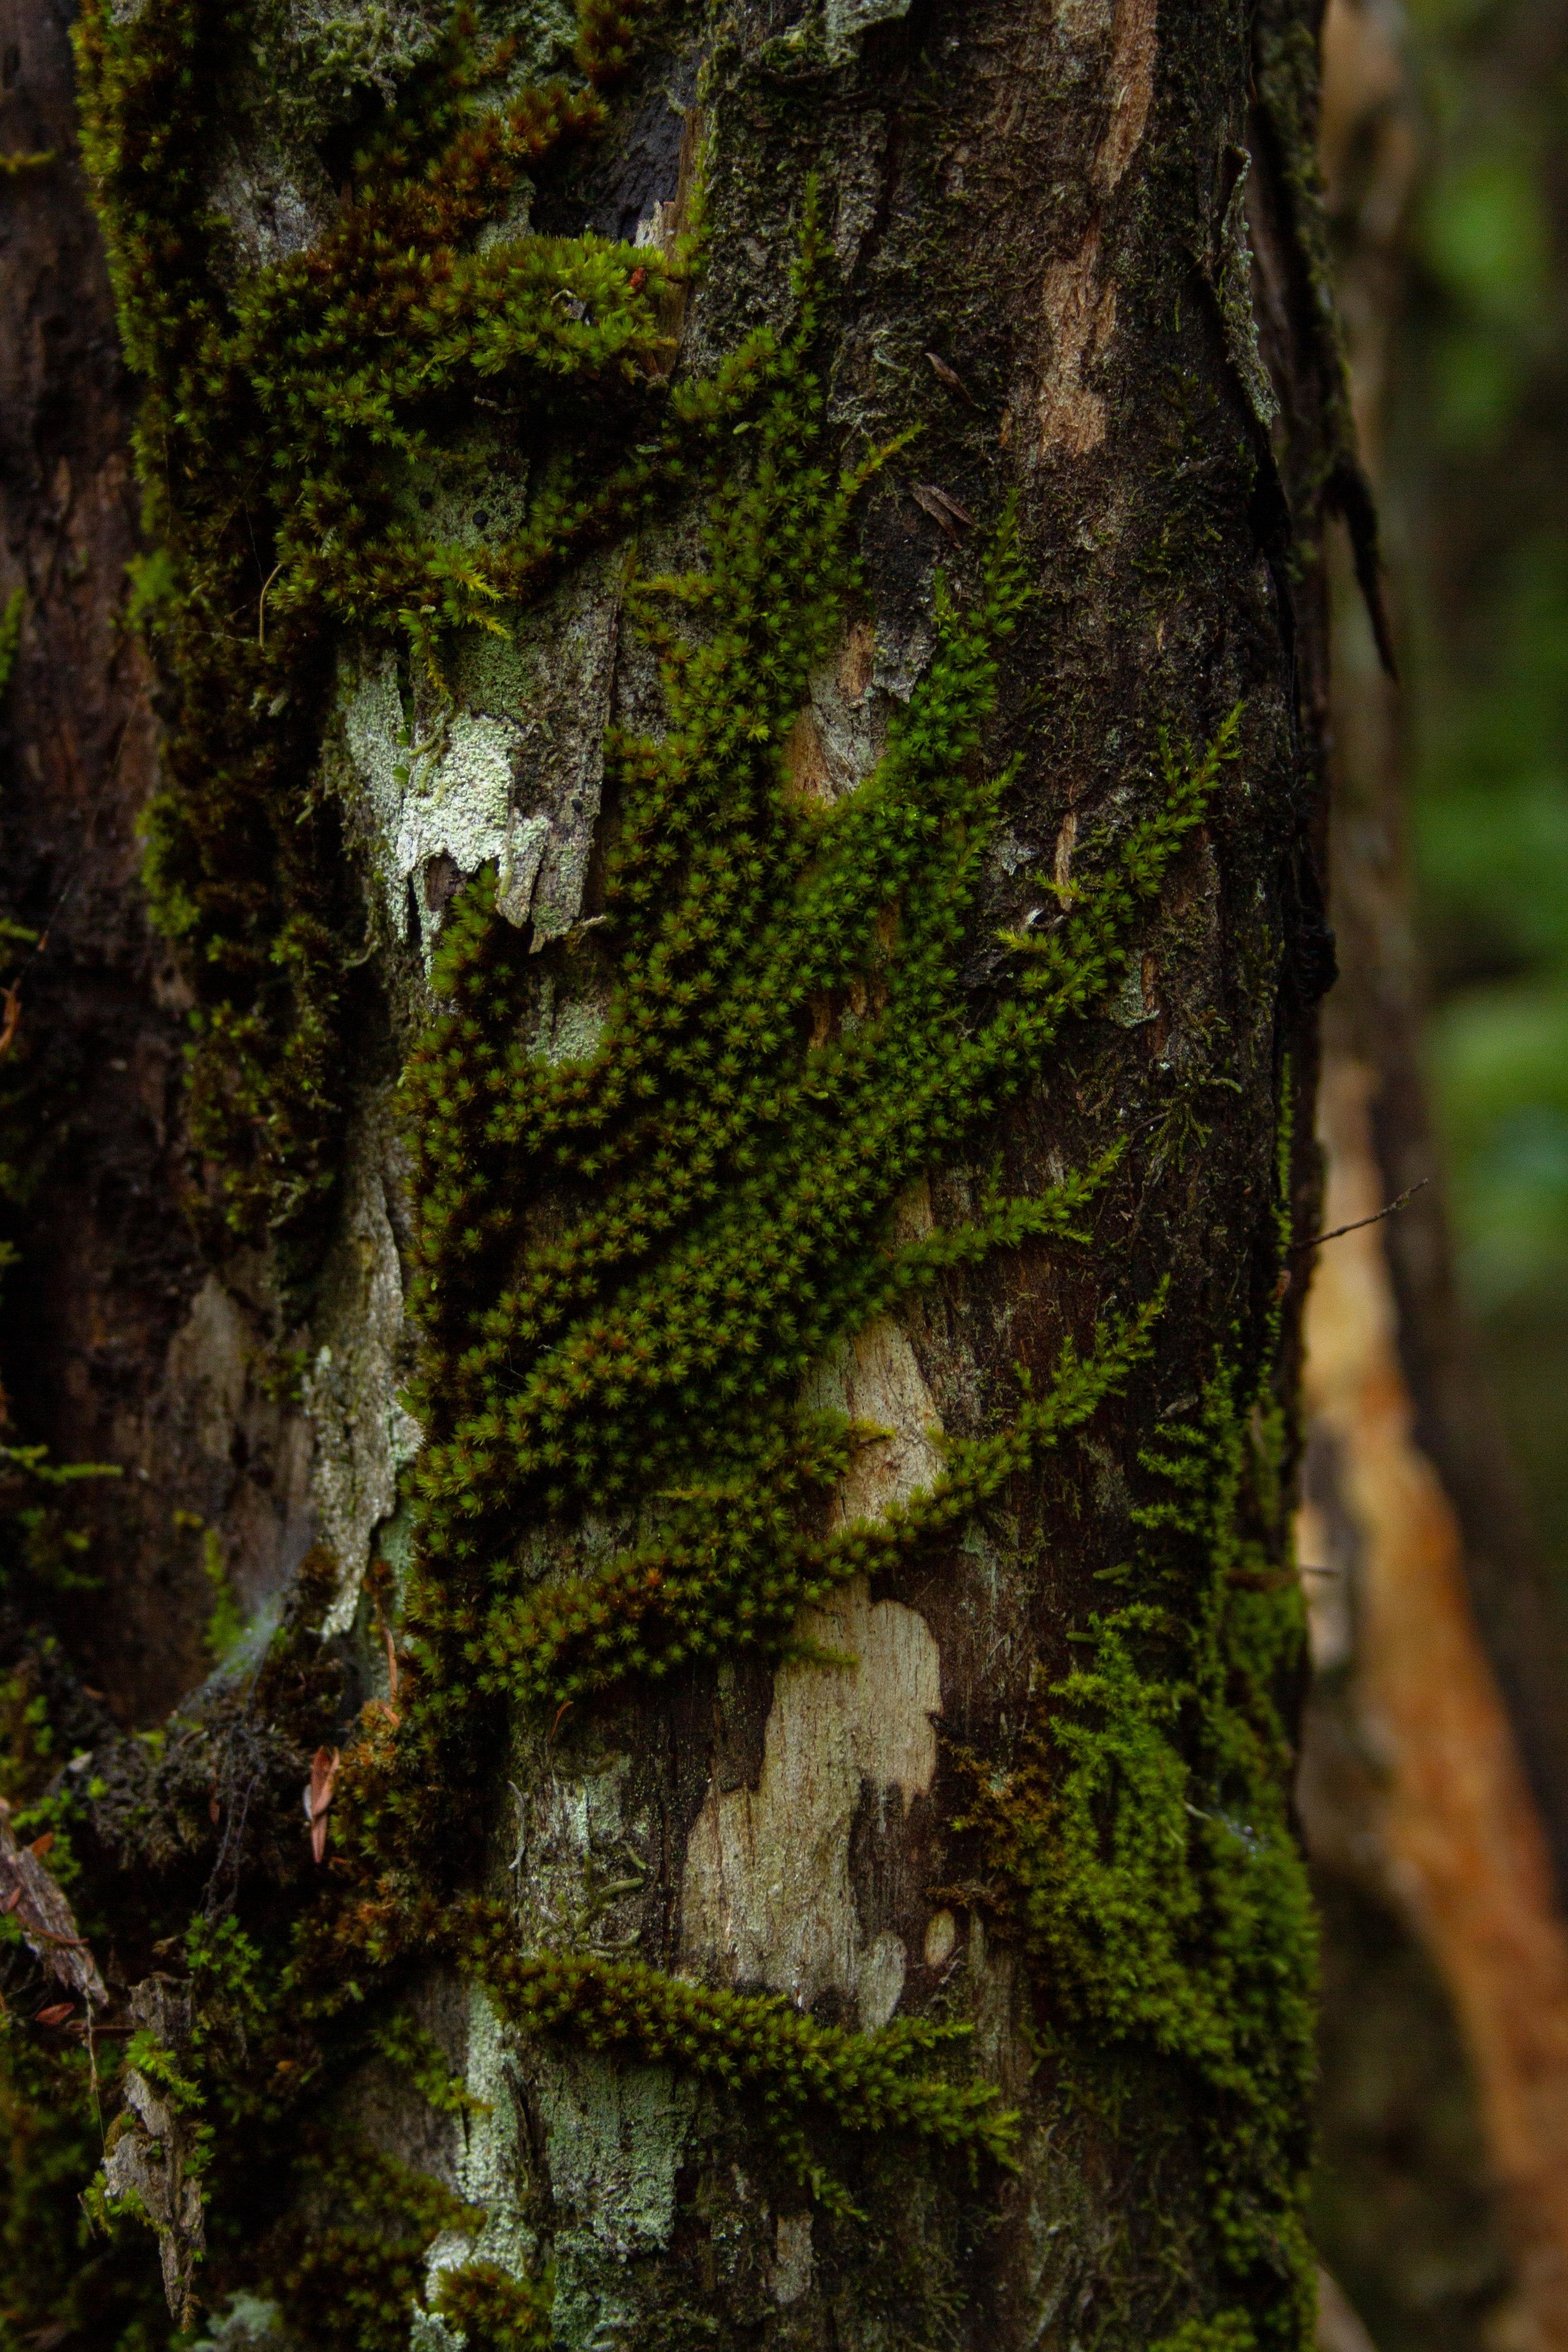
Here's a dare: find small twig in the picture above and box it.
[370,1588,401,1724]
[1290,1177,1428,1256]
[257,561,283,647]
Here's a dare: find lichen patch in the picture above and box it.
[302,1130,421,1636]
[536,2053,696,2348]
[416,1988,540,2334]
[342,657,521,961]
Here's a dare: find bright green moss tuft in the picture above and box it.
[72,0,684,1263]
[463,1916,1017,2215]
[966,1155,1316,2348]
[432,2257,553,2351]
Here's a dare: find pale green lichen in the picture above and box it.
[415,1989,544,2344]
[301,1111,423,1634]
[534,2054,697,2349]
[191,2290,294,2348]
[822,0,911,66]
[339,539,624,962]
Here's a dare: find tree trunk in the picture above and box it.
[1301,10,1568,2346]
[0,4,1351,2346]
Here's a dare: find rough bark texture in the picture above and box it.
[0,0,322,1727]
[0,4,1352,2347]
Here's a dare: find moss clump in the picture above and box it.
[388,404,1233,1772]
[464,1916,1017,2213]
[66,0,1315,2336]
[967,1135,1316,2349]
[274,2143,484,2352]
[432,2257,553,2351]
[73,0,692,1266]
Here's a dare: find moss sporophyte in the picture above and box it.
[60,0,1317,2341]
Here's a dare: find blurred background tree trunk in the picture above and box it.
[1303,4,1568,2347]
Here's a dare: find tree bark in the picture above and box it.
[0,0,309,1727]
[0,4,1351,2346]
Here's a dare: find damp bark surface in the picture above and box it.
[0,0,319,1723]
[0,4,1354,2348]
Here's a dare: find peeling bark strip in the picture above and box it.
[8,0,1347,2343]
[98,1977,207,2329]
[0,1804,107,2008]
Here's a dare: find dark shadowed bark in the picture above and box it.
[0,4,1355,2347]
[0,0,317,1725]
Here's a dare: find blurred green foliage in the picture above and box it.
[1401,0,1568,1559]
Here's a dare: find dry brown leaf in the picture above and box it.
[33,2002,73,2028]
[305,1745,340,1865]
[911,481,977,540]
[924,349,975,403]
[0,1809,105,2006]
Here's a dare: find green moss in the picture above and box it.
[966,1122,1316,2349]
[374,2008,492,2121]
[386,467,1231,1761]
[72,0,687,1267]
[1152,2318,1267,2352]
[314,255,1236,2225]
[63,0,1318,2338]
[275,2143,484,2352]
[430,2257,553,2350]
[0,588,22,699]
[464,1919,1016,2215]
